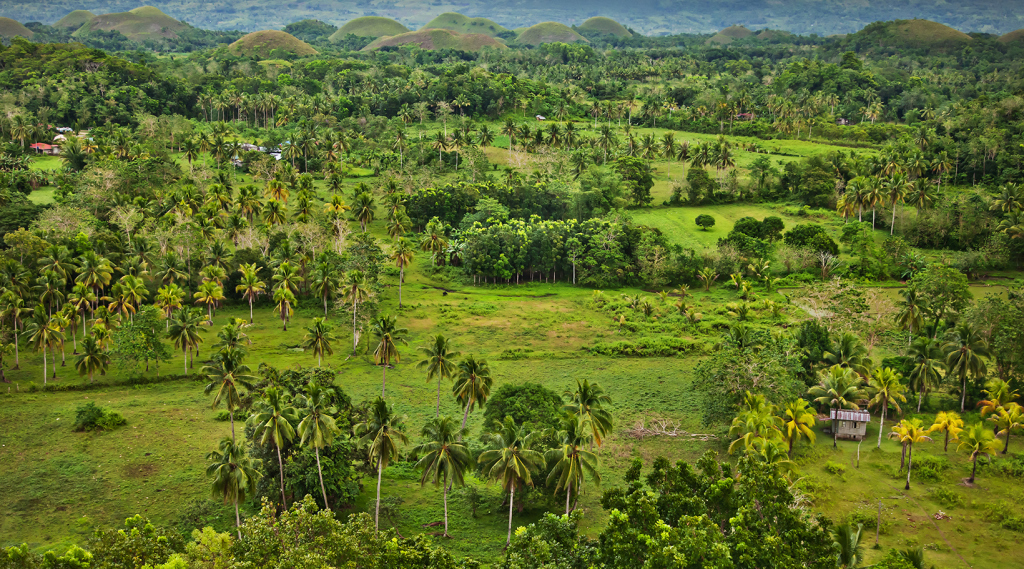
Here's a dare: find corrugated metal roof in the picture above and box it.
[830,409,870,421]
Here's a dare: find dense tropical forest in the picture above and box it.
[3,7,1024,569]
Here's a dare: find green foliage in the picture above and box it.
[585,337,701,357]
[929,487,966,508]
[87,514,183,569]
[824,460,847,476]
[481,382,563,433]
[695,214,716,230]
[72,402,126,432]
[693,341,805,425]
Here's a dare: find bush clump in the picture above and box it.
[586,337,701,357]
[73,402,127,432]
[824,460,847,476]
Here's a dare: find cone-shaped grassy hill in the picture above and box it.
[362,29,506,51]
[998,29,1024,43]
[517,22,588,45]
[53,10,95,30]
[330,16,409,40]
[421,13,509,38]
[708,25,753,44]
[578,17,631,38]
[229,30,317,58]
[72,6,186,41]
[0,17,33,39]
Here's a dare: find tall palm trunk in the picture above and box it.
[960,373,968,413]
[1003,431,1012,454]
[877,402,886,449]
[918,391,923,413]
[316,446,329,510]
[506,485,515,547]
[969,454,978,483]
[459,396,473,441]
[398,267,404,308]
[13,329,19,369]
[277,442,288,508]
[234,502,242,540]
[891,204,897,235]
[435,377,442,417]
[565,483,572,515]
[183,347,188,375]
[352,301,358,353]
[443,478,450,537]
[230,410,236,443]
[905,443,914,490]
[381,364,387,399]
[249,298,254,323]
[375,456,383,531]
[42,345,47,385]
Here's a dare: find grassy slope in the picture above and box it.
[998,29,1024,43]
[363,29,505,52]
[517,22,587,45]
[5,122,1022,567]
[708,25,752,44]
[421,13,509,38]
[578,17,631,38]
[229,30,317,57]
[0,17,33,38]
[331,16,409,39]
[73,6,186,41]
[53,10,95,30]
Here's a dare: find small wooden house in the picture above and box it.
[829,409,871,441]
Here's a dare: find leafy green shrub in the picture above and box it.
[585,337,702,357]
[980,502,1024,532]
[482,383,563,433]
[996,456,1024,479]
[848,508,890,534]
[73,402,127,432]
[824,460,847,476]
[213,409,250,422]
[929,488,965,509]
[911,454,949,482]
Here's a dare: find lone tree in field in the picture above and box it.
[356,397,408,532]
[695,214,716,231]
[412,415,470,538]
[206,437,261,539]
[417,334,460,417]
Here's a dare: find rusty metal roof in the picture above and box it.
[830,409,871,421]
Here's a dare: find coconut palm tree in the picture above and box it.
[833,522,864,569]
[943,323,990,413]
[154,284,184,331]
[412,415,470,537]
[343,270,369,353]
[868,367,907,449]
[908,337,945,412]
[355,397,408,532]
[297,382,340,510]
[193,281,225,325]
[371,314,407,398]
[354,193,376,232]
[390,238,415,308]
[988,403,1024,454]
[74,335,109,384]
[563,378,613,448]
[957,422,1000,483]
[888,419,931,490]
[235,264,266,324]
[728,391,783,453]
[929,411,964,452]
[452,355,492,437]
[203,347,255,443]
[302,317,335,367]
[250,386,297,508]
[478,417,545,547]
[206,437,261,539]
[272,261,303,296]
[310,263,339,316]
[273,288,295,331]
[895,288,928,349]
[417,334,460,417]
[781,398,816,458]
[26,310,63,385]
[546,414,600,515]
[808,365,866,448]
[977,378,1019,418]
[824,332,872,377]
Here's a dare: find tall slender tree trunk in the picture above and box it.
[565,483,572,515]
[399,267,404,308]
[381,365,387,398]
[375,456,383,531]
[277,442,288,508]
[1003,431,1011,454]
[183,348,188,375]
[234,502,242,540]
[352,301,358,353]
[891,204,897,236]
[13,329,19,369]
[249,298,254,323]
[969,455,977,483]
[42,345,47,385]
[877,403,886,449]
[905,444,914,490]
[960,374,967,413]
[506,485,515,547]
[443,479,450,536]
[316,446,329,510]
[436,377,442,417]
[230,410,236,442]
[459,396,473,441]
[918,391,923,413]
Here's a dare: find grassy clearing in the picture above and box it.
[631,203,833,249]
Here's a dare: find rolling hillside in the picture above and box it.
[362,29,506,51]
[421,12,510,38]
[849,18,973,50]
[516,22,588,45]
[998,29,1024,43]
[72,6,187,41]
[229,30,317,57]
[578,16,632,38]
[52,10,95,30]
[708,24,753,44]
[330,16,409,39]
[0,17,32,39]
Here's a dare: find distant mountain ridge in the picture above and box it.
[5,0,1023,36]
